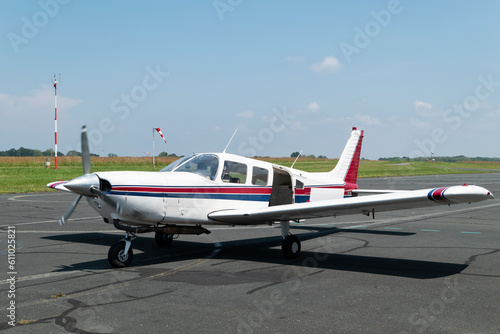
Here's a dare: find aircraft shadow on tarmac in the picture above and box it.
[42,226,467,280]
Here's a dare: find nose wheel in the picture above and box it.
[108,233,135,268]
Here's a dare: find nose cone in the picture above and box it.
[65,174,99,196]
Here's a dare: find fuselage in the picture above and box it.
[87,153,356,226]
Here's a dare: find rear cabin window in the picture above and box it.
[222,161,247,183]
[252,167,268,185]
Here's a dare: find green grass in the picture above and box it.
[1,157,499,194]
[263,158,500,176]
[0,156,176,194]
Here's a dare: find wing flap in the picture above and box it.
[208,185,493,225]
[353,189,407,194]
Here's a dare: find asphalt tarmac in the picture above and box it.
[1,174,499,333]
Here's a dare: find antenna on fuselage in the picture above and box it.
[290,150,303,169]
[222,129,238,153]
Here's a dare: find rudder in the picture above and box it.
[329,127,364,185]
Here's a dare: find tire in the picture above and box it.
[154,232,174,247]
[108,241,133,268]
[282,235,301,259]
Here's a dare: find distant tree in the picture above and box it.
[168,153,178,157]
[42,149,54,156]
[291,152,300,158]
[108,153,118,157]
[158,152,168,157]
[317,155,327,159]
[67,150,82,156]
[17,147,32,156]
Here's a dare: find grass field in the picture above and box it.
[1,156,499,194]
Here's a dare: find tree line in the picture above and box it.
[290,152,328,159]
[379,155,500,162]
[0,147,99,157]
[0,148,177,158]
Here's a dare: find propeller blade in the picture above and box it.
[90,187,122,216]
[81,125,91,175]
[59,195,82,226]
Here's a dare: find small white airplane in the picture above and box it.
[48,126,494,268]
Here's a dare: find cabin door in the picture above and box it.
[269,167,294,206]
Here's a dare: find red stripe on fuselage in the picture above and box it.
[112,186,272,194]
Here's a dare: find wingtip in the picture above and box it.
[47,181,70,192]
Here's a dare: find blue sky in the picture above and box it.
[1,0,499,159]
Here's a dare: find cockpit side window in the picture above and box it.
[163,154,219,180]
[252,167,268,185]
[221,161,247,183]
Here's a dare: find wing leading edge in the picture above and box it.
[208,184,493,225]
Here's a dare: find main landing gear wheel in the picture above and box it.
[282,235,301,259]
[108,241,133,268]
[154,232,174,247]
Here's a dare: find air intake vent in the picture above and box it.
[99,178,112,192]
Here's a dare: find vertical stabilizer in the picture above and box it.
[329,128,364,184]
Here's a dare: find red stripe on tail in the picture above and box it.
[344,130,364,185]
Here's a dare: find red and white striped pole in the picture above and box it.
[53,76,58,169]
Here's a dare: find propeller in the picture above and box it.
[81,125,91,175]
[59,125,122,225]
[59,195,82,225]
[59,126,92,225]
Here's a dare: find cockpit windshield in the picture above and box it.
[160,155,193,172]
[160,154,219,180]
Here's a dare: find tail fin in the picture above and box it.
[329,127,364,184]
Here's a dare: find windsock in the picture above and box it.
[155,128,166,143]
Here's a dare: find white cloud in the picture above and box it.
[311,56,341,73]
[236,110,254,119]
[413,100,442,119]
[413,100,432,110]
[357,98,367,107]
[409,117,432,129]
[355,114,381,126]
[0,86,82,150]
[290,120,306,132]
[307,101,320,112]
[0,86,82,127]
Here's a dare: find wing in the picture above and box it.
[208,185,493,225]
